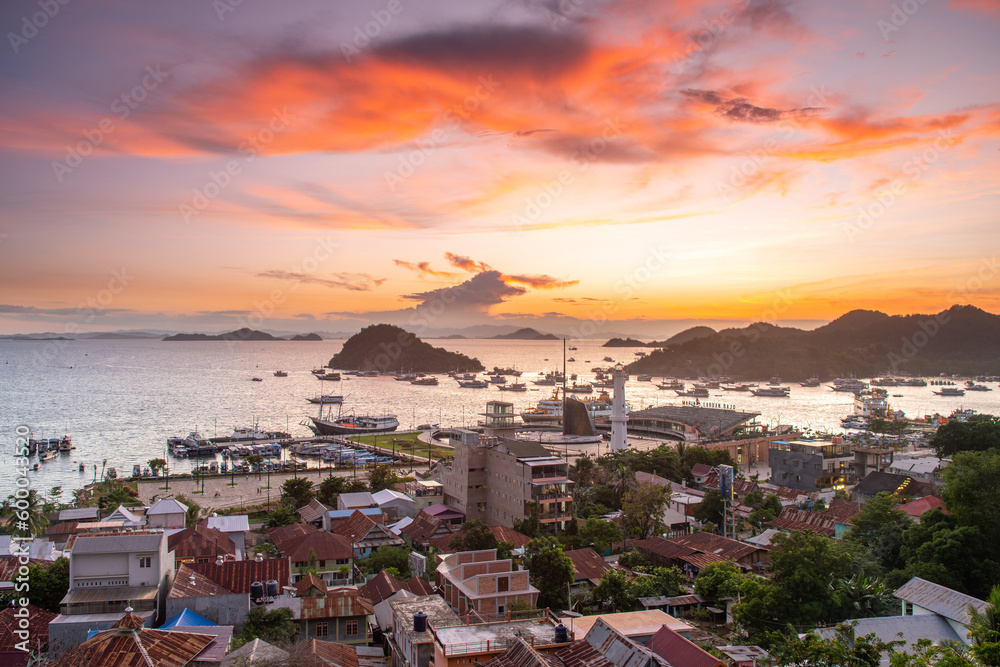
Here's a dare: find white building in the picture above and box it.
[145,498,188,529]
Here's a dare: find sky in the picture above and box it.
[0,0,998,337]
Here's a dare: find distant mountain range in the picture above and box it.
[627,305,1000,380]
[490,327,560,340]
[162,328,324,341]
[328,324,484,372]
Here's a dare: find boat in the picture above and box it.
[251,377,263,382]
[40,449,58,462]
[934,387,966,396]
[841,416,869,429]
[768,376,782,386]
[489,375,507,384]
[317,372,341,381]
[675,387,710,397]
[871,377,898,386]
[965,381,992,392]
[603,356,614,362]
[79,462,85,472]
[899,377,928,386]
[830,378,868,393]
[273,370,288,377]
[457,379,489,388]
[311,368,326,375]
[58,436,74,452]
[497,382,527,392]
[800,377,820,387]
[657,379,685,390]
[722,384,753,391]
[410,376,439,386]
[395,373,418,382]
[309,414,399,436]
[306,395,344,404]
[751,386,791,397]
[133,464,142,477]
[567,358,576,362]
[520,391,565,424]
[567,383,593,393]
[636,374,653,382]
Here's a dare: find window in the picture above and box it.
[316,622,329,637]
[904,602,914,616]
[138,557,151,568]
[346,620,359,636]
[498,577,509,592]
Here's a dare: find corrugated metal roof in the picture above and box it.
[167,524,235,559]
[159,608,218,630]
[299,589,375,620]
[179,558,291,596]
[271,524,355,561]
[768,508,837,537]
[339,492,376,508]
[359,571,404,606]
[483,636,567,667]
[893,577,988,624]
[62,585,159,605]
[205,515,251,533]
[372,489,412,504]
[169,564,229,598]
[222,638,289,666]
[147,498,188,515]
[71,533,164,555]
[815,616,962,666]
[58,508,100,521]
[297,499,331,524]
[564,549,612,585]
[559,617,666,667]
[401,511,452,544]
[50,623,216,667]
[171,625,233,663]
[646,624,723,667]
[0,603,57,652]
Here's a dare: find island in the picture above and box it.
[288,333,323,341]
[329,324,484,372]
[490,327,560,340]
[163,328,283,341]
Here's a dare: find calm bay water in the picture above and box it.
[2,338,998,500]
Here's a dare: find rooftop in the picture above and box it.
[147,498,189,515]
[564,549,612,585]
[564,610,693,640]
[70,532,164,555]
[58,507,100,522]
[170,558,290,597]
[50,612,216,667]
[893,577,988,625]
[815,615,963,666]
[627,405,759,435]
[434,616,571,655]
[646,624,723,667]
[168,524,236,559]
[205,514,251,533]
[340,491,377,508]
[895,495,946,518]
[388,595,459,645]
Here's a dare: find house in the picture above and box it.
[716,646,769,667]
[815,616,965,666]
[166,557,291,626]
[852,471,938,503]
[480,636,566,667]
[768,439,855,492]
[373,489,417,521]
[558,616,666,667]
[160,609,233,665]
[0,556,52,596]
[104,505,147,528]
[292,639,388,667]
[0,535,58,561]
[690,463,715,486]
[326,507,386,533]
[631,534,768,577]
[435,549,538,617]
[427,524,532,553]
[400,511,454,550]
[299,498,332,528]
[359,570,436,606]
[646,624,724,667]
[49,610,216,667]
[563,548,612,587]
[894,496,946,522]
[0,603,57,663]
[146,498,189,529]
[332,509,405,560]
[221,638,289,666]
[433,613,574,667]
[639,594,706,619]
[168,525,237,568]
[893,576,988,643]
[269,578,375,644]
[565,611,693,643]
[398,480,444,515]
[423,503,465,527]
[387,595,460,667]
[58,508,100,523]
[339,492,378,511]
[269,523,355,584]
[204,515,251,559]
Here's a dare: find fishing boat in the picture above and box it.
[311,368,326,375]
[497,382,527,392]
[751,386,791,397]
[934,387,966,396]
[309,414,399,436]
[251,377,263,382]
[722,383,753,391]
[965,381,992,392]
[489,375,507,384]
[636,374,653,382]
[58,436,75,452]
[675,387,710,397]
[657,379,685,390]
[40,449,58,462]
[457,379,489,388]
[317,372,341,381]
[830,378,868,393]
[567,383,594,393]
[800,377,820,387]
[411,376,439,386]
[307,395,344,404]
[273,370,288,377]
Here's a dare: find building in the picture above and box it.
[853,444,895,480]
[204,515,251,559]
[268,576,375,644]
[716,646,769,667]
[332,509,405,560]
[299,499,332,528]
[852,471,939,503]
[768,438,855,491]
[221,638,289,666]
[104,505,147,528]
[58,508,100,524]
[893,576,988,643]
[168,525,237,568]
[146,498,189,530]
[269,523,355,584]
[387,595,460,667]
[564,611,693,643]
[815,615,965,666]
[292,639,388,667]
[373,489,417,521]
[339,492,378,511]
[439,434,573,531]
[0,603,57,662]
[645,624,724,667]
[400,511,455,550]
[894,495,946,521]
[435,549,538,616]
[563,548,612,589]
[399,480,444,514]
[433,613,574,667]
[359,571,435,606]
[166,557,291,626]
[623,405,761,442]
[630,534,768,576]
[428,524,532,553]
[326,507,387,533]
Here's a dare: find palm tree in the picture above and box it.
[968,585,1000,666]
[609,462,633,504]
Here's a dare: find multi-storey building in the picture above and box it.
[435,549,538,617]
[768,438,855,491]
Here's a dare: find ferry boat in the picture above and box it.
[899,377,928,386]
[520,393,564,424]
[567,383,594,393]
[800,377,820,387]
[965,381,992,392]
[457,379,489,388]
[751,386,791,397]
[934,387,966,396]
[636,374,653,382]
[309,414,399,436]
[722,383,753,391]
[830,378,869,393]
[489,375,507,384]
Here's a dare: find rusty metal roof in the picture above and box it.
[359,571,404,605]
[170,625,233,663]
[297,498,331,524]
[483,636,567,667]
[564,548,612,585]
[0,603,57,653]
[172,558,290,596]
[332,510,403,549]
[400,511,453,544]
[50,624,216,667]
[295,573,329,597]
[299,589,374,620]
[558,617,667,667]
[62,586,159,605]
[768,508,837,537]
[169,564,229,598]
[646,624,723,667]
[668,532,764,561]
[271,523,356,561]
[113,612,147,629]
[429,525,532,552]
[167,524,236,559]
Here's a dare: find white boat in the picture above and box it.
[933,387,966,396]
[751,386,791,397]
[273,370,288,377]
[676,387,710,397]
[830,378,868,393]
[309,414,399,436]
[497,382,527,392]
[411,376,439,386]
[965,381,992,392]
[40,449,58,462]
[657,379,685,390]
[457,379,489,388]
[567,383,593,393]
[636,374,653,382]
[316,372,341,381]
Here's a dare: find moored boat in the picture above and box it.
[309,414,399,436]
[751,386,791,397]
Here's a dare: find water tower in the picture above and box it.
[610,363,628,451]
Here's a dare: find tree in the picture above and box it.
[747,493,783,530]
[316,476,367,506]
[694,560,744,602]
[608,462,634,504]
[931,416,1000,457]
[692,489,725,527]
[359,546,412,579]
[941,449,1000,551]
[769,622,904,667]
[621,484,669,539]
[280,477,314,510]
[25,557,69,613]
[240,606,298,647]
[525,538,574,610]
[246,454,264,479]
[263,506,297,529]
[449,519,498,552]
[570,455,598,487]
[513,505,541,538]
[496,541,515,561]
[175,494,201,527]
[832,572,896,620]
[5,489,49,536]
[967,584,1000,666]
[147,458,167,476]
[846,491,913,573]
[592,568,640,612]
[368,465,400,492]
[579,517,623,555]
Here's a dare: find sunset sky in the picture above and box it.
[1,0,998,336]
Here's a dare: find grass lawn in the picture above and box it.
[349,431,454,461]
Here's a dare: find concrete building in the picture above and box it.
[331,509,405,560]
[387,594,459,667]
[168,524,236,568]
[166,557,291,626]
[145,498,188,529]
[623,405,761,442]
[439,433,573,531]
[339,492,378,511]
[373,489,417,521]
[399,480,444,514]
[268,523,355,585]
[435,549,538,617]
[205,515,251,559]
[268,576,375,644]
[768,438,855,492]
[893,576,988,644]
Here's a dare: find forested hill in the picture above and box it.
[328,324,484,372]
[626,305,1000,380]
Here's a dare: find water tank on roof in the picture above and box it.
[554,624,569,644]
[250,581,264,602]
[414,612,427,633]
[266,580,279,598]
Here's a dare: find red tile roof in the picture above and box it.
[167,524,236,560]
[295,572,329,597]
[400,511,452,544]
[564,549,612,585]
[270,523,355,562]
[359,571,405,606]
[895,495,946,518]
[646,624,724,667]
[0,556,51,583]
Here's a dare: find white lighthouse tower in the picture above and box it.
[610,363,628,451]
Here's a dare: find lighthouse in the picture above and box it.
[610,363,628,451]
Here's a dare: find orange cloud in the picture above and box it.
[392,260,460,278]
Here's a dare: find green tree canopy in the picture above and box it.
[579,517,623,554]
[359,545,412,579]
[316,475,368,506]
[846,491,913,573]
[941,449,1000,550]
[694,560,744,602]
[449,519,498,552]
[621,484,669,539]
[240,606,298,647]
[368,465,401,492]
[525,538,574,610]
[263,506,297,529]
[692,489,725,527]
[931,415,1000,457]
[280,477,315,510]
